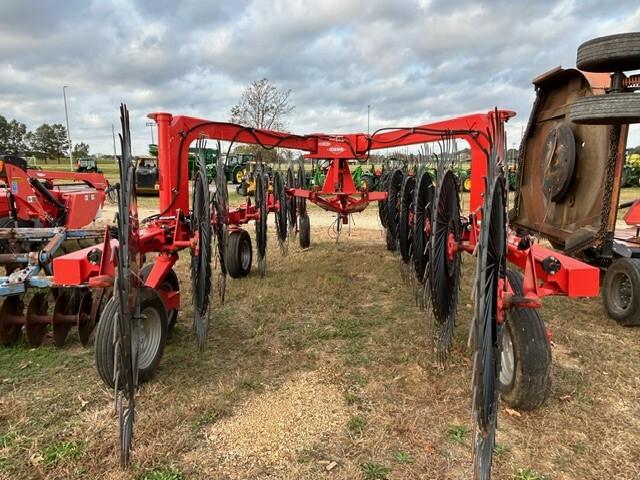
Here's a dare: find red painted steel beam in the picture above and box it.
[506,240,600,298]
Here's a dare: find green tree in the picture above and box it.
[6,120,27,155]
[50,124,69,159]
[0,115,8,152]
[72,142,90,158]
[25,123,68,162]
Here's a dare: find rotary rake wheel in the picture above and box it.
[412,170,434,309]
[273,171,288,253]
[255,171,268,276]
[429,170,462,363]
[385,169,404,251]
[286,166,297,235]
[113,104,142,466]
[192,141,212,351]
[296,161,310,248]
[472,175,507,480]
[213,148,228,303]
[377,170,391,228]
[398,173,416,266]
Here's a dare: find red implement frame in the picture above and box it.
[52,109,600,319]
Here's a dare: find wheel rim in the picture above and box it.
[611,271,633,312]
[137,305,162,369]
[464,177,472,191]
[236,169,244,183]
[499,325,514,387]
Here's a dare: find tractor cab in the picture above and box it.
[76,157,99,173]
[135,156,160,194]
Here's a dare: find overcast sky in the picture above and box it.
[1,0,639,156]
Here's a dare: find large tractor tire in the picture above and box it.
[576,32,640,73]
[499,269,552,410]
[602,257,640,326]
[233,167,245,185]
[570,93,640,125]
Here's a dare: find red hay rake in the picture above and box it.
[2,102,601,476]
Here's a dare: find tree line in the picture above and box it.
[0,114,90,163]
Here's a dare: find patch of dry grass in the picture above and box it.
[1,203,640,479]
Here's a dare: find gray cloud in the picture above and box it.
[0,0,639,155]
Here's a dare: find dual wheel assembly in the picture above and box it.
[568,33,640,326]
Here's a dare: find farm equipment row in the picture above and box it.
[0,156,113,346]
[0,31,637,480]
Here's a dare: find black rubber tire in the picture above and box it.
[570,93,640,125]
[140,263,179,334]
[602,257,640,326]
[385,227,396,251]
[299,213,310,248]
[226,229,252,278]
[500,269,552,410]
[576,32,640,73]
[232,167,243,185]
[95,288,168,389]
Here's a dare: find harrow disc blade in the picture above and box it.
[0,295,24,345]
[52,290,74,347]
[255,172,268,276]
[77,291,95,347]
[429,170,462,363]
[192,143,212,351]
[25,292,50,347]
[472,176,507,480]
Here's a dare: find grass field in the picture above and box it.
[1,191,640,480]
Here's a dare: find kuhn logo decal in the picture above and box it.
[328,146,345,154]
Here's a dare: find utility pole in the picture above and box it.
[63,86,73,170]
[145,121,156,144]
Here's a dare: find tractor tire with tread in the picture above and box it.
[299,213,310,248]
[500,269,552,411]
[226,229,252,278]
[570,93,640,125]
[576,32,640,73]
